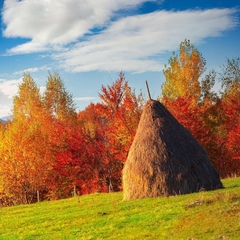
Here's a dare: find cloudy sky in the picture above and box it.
[0,0,239,117]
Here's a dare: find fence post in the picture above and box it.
[37,190,40,203]
[73,185,77,197]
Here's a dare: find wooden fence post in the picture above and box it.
[73,185,77,197]
[37,190,40,203]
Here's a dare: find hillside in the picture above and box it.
[0,177,240,239]
[0,119,6,124]
[0,116,12,122]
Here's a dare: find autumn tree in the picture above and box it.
[161,39,206,103]
[77,103,107,191]
[77,73,143,192]
[198,58,240,177]
[218,57,240,176]
[0,122,5,204]
[98,72,143,191]
[48,123,101,199]
[220,57,240,94]
[160,40,209,152]
[12,73,45,120]
[200,57,240,177]
[160,48,240,177]
[0,73,52,205]
[0,72,80,204]
[42,73,80,198]
[99,72,143,139]
[160,40,220,156]
[43,72,77,124]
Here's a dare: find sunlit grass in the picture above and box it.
[1,178,240,239]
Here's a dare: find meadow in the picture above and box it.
[0,177,240,240]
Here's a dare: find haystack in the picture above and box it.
[123,99,223,200]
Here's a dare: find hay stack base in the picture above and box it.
[122,100,223,200]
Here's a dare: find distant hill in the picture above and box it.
[0,116,12,124]
[0,119,6,124]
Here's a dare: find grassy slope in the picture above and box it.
[0,178,240,240]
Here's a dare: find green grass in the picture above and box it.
[1,178,240,240]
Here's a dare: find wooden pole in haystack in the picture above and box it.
[145,80,152,100]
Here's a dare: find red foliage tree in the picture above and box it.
[78,73,143,192]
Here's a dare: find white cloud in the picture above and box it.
[74,97,98,101]
[0,78,48,117]
[54,8,238,73]
[2,1,238,73]
[6,41,51,55]
[13,65,51,75]
[39,86,46,96]
[0,78,22,117]
[0,78,22,99]
[0,104,12,117]
[3,0,157,54]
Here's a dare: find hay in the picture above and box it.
[122,100,223,200]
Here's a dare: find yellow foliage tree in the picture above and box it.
[0,73,53,205]
[161,39,206,103]
[43,72,77,124]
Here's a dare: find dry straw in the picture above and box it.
[122,99,223,200]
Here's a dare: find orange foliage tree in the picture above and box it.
[2,51,238,205]
[0,72,82,204]
[0,71,143,205]
[0,73,53,205]
[41,73,81,199]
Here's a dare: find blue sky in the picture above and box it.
[0,0,239,117]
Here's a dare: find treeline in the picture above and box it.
[161,40,239,179]
[0,40,239,206]
[0,72,142,206]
